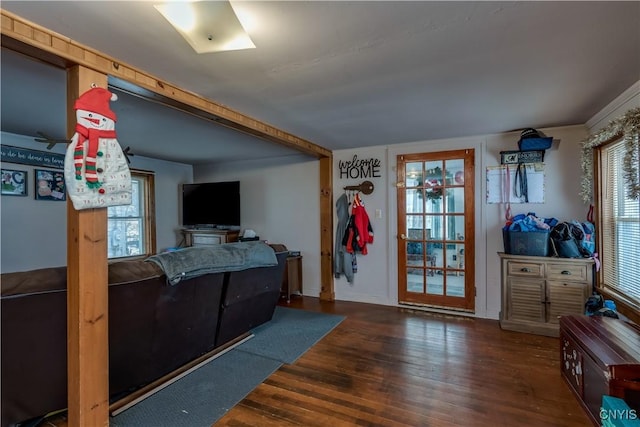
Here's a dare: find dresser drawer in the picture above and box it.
[192,234,222,245]
[547,263,588,282]
[507,261,544,278]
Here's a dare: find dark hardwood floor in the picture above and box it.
[215,296,591,427]
[41,296,591,427]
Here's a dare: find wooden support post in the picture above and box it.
[319,155,335,301]
[66,66,110,427]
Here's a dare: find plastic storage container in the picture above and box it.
[503,230,550,256]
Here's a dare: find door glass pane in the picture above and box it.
[450,215,465,242]
[454,243,465,270]
[407,241,424,266]
[407,268,424,293]
[430,243,443,268]
[406,189,423,213]
[405,162,423,187]
[406,162,424,212]
[445,159,465,186]
[445,214,465,241]
[424,160,443,210]
[425,188,443,209]
[425,160,443,183]
[427,274,444,295]
[427,214,443,240]
[446,275,465,296]
[406,215,423,235]
[445,188,464,213]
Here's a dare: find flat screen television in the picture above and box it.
[181,181,240,229]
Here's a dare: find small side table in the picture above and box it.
[282,255,302,303]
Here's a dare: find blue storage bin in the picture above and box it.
[504,230,550,256]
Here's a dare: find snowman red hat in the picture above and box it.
[71,87,119,189]
[74,87,117,121]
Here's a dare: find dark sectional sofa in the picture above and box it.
[1,243,287,427]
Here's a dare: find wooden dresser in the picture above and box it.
[499,253,594,337]
[560,315,640,426]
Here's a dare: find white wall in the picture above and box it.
[332,125,589,319]
[193,154,322,296]
[139,157,193,250]
[0,132,193,273]
[332,147,389,305]
[191,124,591,320]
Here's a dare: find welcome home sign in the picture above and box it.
[338,155,381,179]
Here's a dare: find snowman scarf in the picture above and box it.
[73,123,117,188]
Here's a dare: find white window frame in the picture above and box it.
[107,169,155,259]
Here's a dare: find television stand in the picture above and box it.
[182,229,239,247]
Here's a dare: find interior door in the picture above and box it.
[397,149,475,311]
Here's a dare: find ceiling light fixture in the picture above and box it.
[154,1,255,54]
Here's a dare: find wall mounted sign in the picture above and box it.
[338,155,381,179]
[1,145,65,169]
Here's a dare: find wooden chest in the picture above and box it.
[559,315,640,426]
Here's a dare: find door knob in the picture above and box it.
[400,234,407,240]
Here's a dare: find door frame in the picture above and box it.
[396,149,476,312]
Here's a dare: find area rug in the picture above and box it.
[236,306,345,363]
[111,307,345,427]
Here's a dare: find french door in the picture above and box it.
[397,149,475,311]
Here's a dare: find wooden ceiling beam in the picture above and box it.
[0,9,332,159]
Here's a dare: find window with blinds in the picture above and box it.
[598,139,640,306]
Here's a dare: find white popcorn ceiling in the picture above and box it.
[1,1,638,165]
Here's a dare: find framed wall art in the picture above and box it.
[1,168,28,196]
[35,169,66,201]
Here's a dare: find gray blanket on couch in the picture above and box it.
[146,241,278,285]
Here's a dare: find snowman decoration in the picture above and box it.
[64,86,131,210]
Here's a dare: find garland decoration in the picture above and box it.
[579,107,640,203]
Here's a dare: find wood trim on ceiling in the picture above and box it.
[0,9,332,159]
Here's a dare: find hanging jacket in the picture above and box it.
[343,213,359,254]
[334,194,354,283]
[353,194,374,254]
[344,194,374,255]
